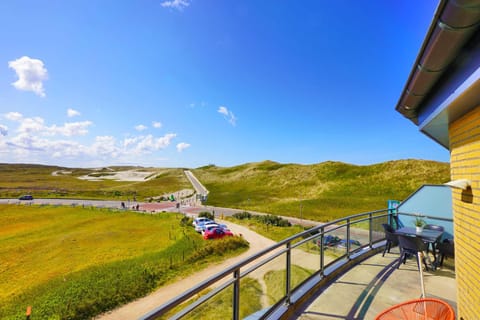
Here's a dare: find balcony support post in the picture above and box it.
[320,226,325,277]
[286,242,292,305]
[233,269,240,320]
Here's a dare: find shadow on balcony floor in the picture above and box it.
[294,248,456,320]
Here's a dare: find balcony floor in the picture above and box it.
[293,247,456,319]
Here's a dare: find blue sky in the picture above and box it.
[0,0,450,168]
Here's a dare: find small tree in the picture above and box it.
[198,211,214,220]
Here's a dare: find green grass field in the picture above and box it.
[0,204,248,319]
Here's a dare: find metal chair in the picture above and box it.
[397,234,430,271]
[437,239,454,267]
[423,224,445,261]
[381,224,399,257]
[375,298,455,320]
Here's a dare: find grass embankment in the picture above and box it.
[194,159,450,221]
[165,277,263,319]
[226,212,306,242]
[264,265,314,305]
[0,204,248,319]
[0,164,190,200]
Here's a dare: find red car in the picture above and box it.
[203,227,233,240]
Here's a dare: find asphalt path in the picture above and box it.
[184,170,208,196]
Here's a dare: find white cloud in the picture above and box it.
[218,106,228,116]
[135,133,176,152]
[14,115,92,137]
[8,56,48,97]
[0,125,8,136]
[176,142,191,152]
[17,117,45,134]
[90,136,119,157]
[161,0,190,10]
[123,136,139,148]
[135,124,148,131]
[218,106,237,126]
[152,121,162,128]
[52,121,92,136]
[5,112,23,121]
[67,108,81,118]
[0,113,181,166]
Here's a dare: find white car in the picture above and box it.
[192,217,211,227]
[194,220,215,233]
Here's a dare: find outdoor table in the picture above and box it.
[395,227,444,267]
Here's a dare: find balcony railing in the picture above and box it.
[140,209,453,320]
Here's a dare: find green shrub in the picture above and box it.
[198,211,214,220]
[181,215,193,226]
[232,211,252,220]
[187,236,249,263]
[232,212,290,227]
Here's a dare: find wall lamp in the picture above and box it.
[444,179,471,190]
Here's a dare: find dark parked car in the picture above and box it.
[19,195,33,200]
[316,235,341,247]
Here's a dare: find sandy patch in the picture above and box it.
[51,170,72,176]
[78,170,156,182]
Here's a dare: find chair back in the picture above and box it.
[438,239,454,257]
[397,234,428,252]
[382,224,399,244]
[382,223,395,233]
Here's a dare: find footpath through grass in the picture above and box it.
[0,204,248,319]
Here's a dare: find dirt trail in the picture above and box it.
[96,221,276,319]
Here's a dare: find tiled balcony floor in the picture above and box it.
[293,247,456,319]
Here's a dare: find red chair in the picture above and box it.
[375,298,455,320]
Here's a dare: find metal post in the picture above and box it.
[320,227,324,277]
[369,212,373,248]
[233,269,240,320]
[286,242,291,304]
[346,218,351,259]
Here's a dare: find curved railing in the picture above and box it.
[141,209,394,320]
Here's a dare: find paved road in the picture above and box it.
[184,170,208,197]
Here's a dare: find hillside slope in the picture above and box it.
[193,159,450,221]
[0,159,450,222]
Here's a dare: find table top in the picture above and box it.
[395,227,443,242]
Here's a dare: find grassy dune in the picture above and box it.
[193,159,450,221]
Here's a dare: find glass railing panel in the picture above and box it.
[371,213,389,243]
[290,239,319,292]
[322,224,348,261]
[348,219,369,254]
[249,251,289,311]
[162,282,233,320]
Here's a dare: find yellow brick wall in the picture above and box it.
[449,105,480,319]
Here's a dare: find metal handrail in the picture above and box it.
[141,209,452,319]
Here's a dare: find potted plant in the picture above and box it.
[413,216,426,232]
